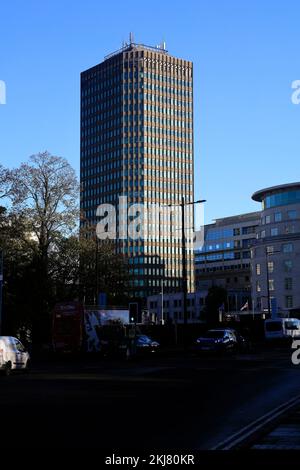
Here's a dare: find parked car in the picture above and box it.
[264,318,300,342]
[102,333,160,358]
[135,335,160,354]
[195,329,238,354]
[0,336,30,376]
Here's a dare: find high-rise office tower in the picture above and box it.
[80,37,194,299]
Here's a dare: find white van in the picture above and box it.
[0,336,30,375]
[264,318,300,341]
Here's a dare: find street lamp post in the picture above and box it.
[180,198,206,346]
[161,280,164,325]
[167,197,206,348]
[181,197,188,333]
[158,210,165,325]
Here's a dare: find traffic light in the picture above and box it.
[129,302,139,323]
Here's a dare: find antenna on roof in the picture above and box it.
[156,39,166,51]
[129,32,134,45]
[160,37,166,50]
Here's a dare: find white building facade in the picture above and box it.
[251,183,300,316]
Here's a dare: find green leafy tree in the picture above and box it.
[0,211,38,336]
[78,236,129,306]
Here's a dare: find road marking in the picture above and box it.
[251,423,300,450]
[212,393,300,450]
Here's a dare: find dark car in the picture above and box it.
[135,335,160,354]
[195,329,238,354]
[118,334,160,357]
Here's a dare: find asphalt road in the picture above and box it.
[0,346,300,449]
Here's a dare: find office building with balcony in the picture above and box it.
[251,182,300,316]
[80,38,194,299]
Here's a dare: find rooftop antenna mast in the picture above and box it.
[129,32,134,45]
[157,38,166,51]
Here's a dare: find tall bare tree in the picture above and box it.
[0,164,13,201]
[10,152,79,342]
[11,151,79,258]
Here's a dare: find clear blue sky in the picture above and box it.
[0,0,299,223]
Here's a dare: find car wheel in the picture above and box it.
[25,360,31,372]
[3,362,12,376]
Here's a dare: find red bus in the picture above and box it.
[52,302,84,353]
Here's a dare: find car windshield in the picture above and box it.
[203,331,224,339]
[137,335,152,344]
[285,321,299,330]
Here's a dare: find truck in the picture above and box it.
[52,301,129,354]
[264,317,300,341]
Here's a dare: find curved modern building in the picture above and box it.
[251,183,300,316]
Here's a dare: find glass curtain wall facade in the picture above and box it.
[195,212,260,311]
